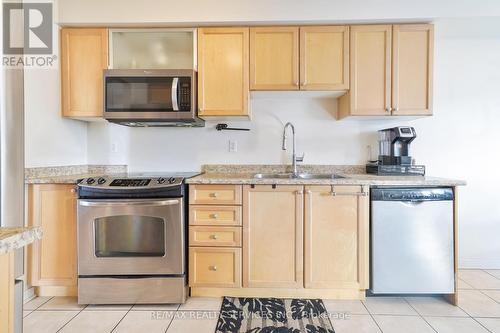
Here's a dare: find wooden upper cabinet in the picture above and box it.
[304,186,369,289]
[339,25,392,118]
[198,27,249,117]
[61,28,108,118]
[28,184,78,288]
[300,26,349,90]
[250,27,299,90]
[243,185,303,288]
[392,24,434,116]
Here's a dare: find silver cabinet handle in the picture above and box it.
[330,185,367,197]
[209,265,217,271]
[393,107,399,112]
[209,192,218,198]
[210,213,219,219]
[210,234,218,240]
[385,107,391,113]
[71,188,77,193]
[295,190,304,195]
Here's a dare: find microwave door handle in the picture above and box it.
[172,77,179,111]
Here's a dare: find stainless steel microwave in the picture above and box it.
[103,69,204,127]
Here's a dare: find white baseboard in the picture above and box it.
[459,258,500,269]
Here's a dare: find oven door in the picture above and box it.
[77,198,184,276]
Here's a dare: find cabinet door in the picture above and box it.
[0,252,14,333]
[61,28,108,118]
[300,26,349,90]
[198,27,249,117]
[243,185,303,288]
[304,185,369,289]
[340,25,392,117]
[28,184,77,287]
[250,27,299,90]
[392,24,434,116]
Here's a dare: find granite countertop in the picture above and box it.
[186,172,465,186]
[186,165,466,186]
[25,165,128,184]
[0,227,42,255]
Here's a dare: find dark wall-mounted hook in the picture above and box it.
[216,123,250,131]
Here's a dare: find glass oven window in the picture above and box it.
[94,215,166,257]
[106,77,175,112]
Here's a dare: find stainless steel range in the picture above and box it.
[76,173,197,305]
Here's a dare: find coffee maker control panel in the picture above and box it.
[396,127,416,138]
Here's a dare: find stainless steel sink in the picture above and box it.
[253,173,296,179]
[298,173,346,180]
[252,173,346,180]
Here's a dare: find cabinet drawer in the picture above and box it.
[189,247,241,287]
[189,185,242,205]
[189,206,242,226]
[189,226,242,247]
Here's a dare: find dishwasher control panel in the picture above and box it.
[371,188,454,201]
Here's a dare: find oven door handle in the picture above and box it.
[78,199,180,207]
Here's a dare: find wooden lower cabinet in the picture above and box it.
[243,185,303,288]
[189,183,370,300]
[0,252,15,333]
[304,185,369,289]
[27,184,78,296]
[189,247,241,288]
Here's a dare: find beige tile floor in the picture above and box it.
[23,269,500,333]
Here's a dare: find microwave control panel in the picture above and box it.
[179,77,191,111]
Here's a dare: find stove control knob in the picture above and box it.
[157,177,166,184]
[168,177,176,184]
[97,178,106,185]
[86,178,96,185]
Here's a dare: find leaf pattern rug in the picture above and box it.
[215,297,335,333]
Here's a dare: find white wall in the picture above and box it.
[86,18,500,268]
[58,0,500,25]
[24,0,88,167]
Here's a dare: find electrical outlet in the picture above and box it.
[111,143,118,153]
[229,140,237,153]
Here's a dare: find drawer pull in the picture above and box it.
[210,234,219,240]
[209,192,219,198]
[209,265,218,271]
[210,213,219,219]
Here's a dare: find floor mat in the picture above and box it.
[215,297,335,333]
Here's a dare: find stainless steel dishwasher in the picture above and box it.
[370,187,454,294]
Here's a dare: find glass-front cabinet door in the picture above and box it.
[109,29,196,70]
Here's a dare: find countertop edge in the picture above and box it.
[185,174,466,187]
[0,227,42,255]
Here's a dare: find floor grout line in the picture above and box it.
[54,304,88,333]
[403,297,438,333]
[109,307,133,333]
[163,310,177,333]
[477,289,500,305]
[483,269,500,282]
[26,296,53,311]
[360,299,383,333]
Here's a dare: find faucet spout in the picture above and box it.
[282,122,300,177]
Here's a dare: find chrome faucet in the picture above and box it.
[282,122,304,177]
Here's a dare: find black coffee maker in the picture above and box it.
[366,126,425,176]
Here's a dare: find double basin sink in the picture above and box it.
[253,173,346,180]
